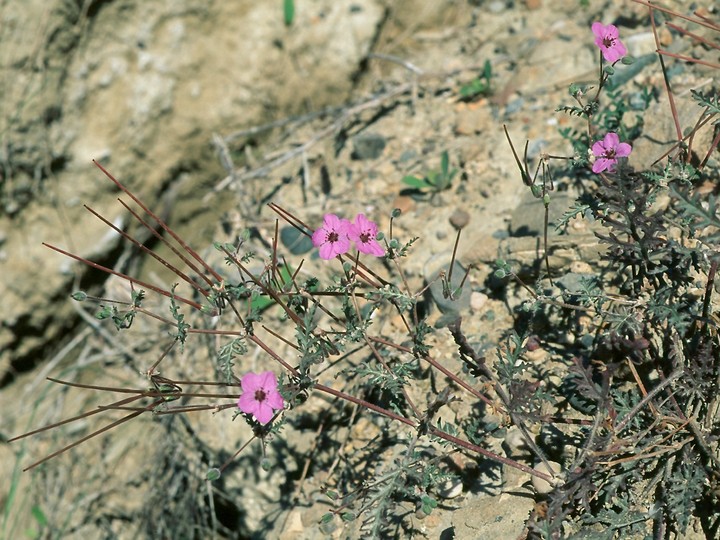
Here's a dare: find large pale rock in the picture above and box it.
[0,0,384,384]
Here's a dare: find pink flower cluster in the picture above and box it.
[237,371,284,424]
[592,22,627,63]
[591,132,632,173]
[312,213,385,260]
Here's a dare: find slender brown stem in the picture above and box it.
[21,401,161,471]
[43,242,205,312]
[699,127,720,171]
[92,160,224,283]
[649,7,683,143]
[700,259,718,327]
[631,0,720,32]
[8,393,146,442]
[665,22,720,51]
[614,370,684,433]
[314,383,416,427]
[84,202,205,293]
[503,125,532,186]
[655,50,720,70]
[448,229,461,286]
[428,426,553,481]
[115,199,215,290]
[369,336,498,409]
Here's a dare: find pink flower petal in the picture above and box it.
[603,132,620,147]
[609,41,627,61]
[356,237,384,256]
[354,214,374,233]
[592,158,615,173]
[323,213,341,229]
[311,228,327,248]
[336,237,352,254]
[254,401,274,424]
[591,22,627,63]
[267,391,285,410]
[238,392,259,416]
[237,371,284,423]
[616,142,632,157]
[591,140,607,157]
[312,214,351,259]
[258,371,276,389]
[603,48,621,63]
[591,22,604,39]
[591,131,632,173]
[240,372,262,392]
[348,214,385,257]
[317,243,332,260]
[362,241,385,257]
[604,24,619,39]
[319,239,348,260]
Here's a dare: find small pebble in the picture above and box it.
[570,217,587,230]
[392,195,415,215]
[470,291,488,311]
[437,477,464,499]
[532,461,563,495]
[351,132,386,160]
[624,32,656,57]
[503,426,530,458]
[569,261,592,274]
[502,463,528,492]
[488,1,505,13]
[659,26,673,47]
[524,347,548,363]
[558,331,575,345]
[279,509,304,538]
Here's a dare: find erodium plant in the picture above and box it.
[501,7,720,539]
[9,4,720,539]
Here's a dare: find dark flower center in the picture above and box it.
[254,389,267,402]
[359,231,371,243]
[602,36,616,48]
[328,231,339,243]
[603,148,617,159]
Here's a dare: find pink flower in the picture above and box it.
[591,132,632,173]
[312,214,351,260]
[592,22,627,63]
[348,214,385,257]
[237,371,284,424]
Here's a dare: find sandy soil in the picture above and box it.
[1,1,717,538]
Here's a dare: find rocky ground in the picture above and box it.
[1,1,717,538]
